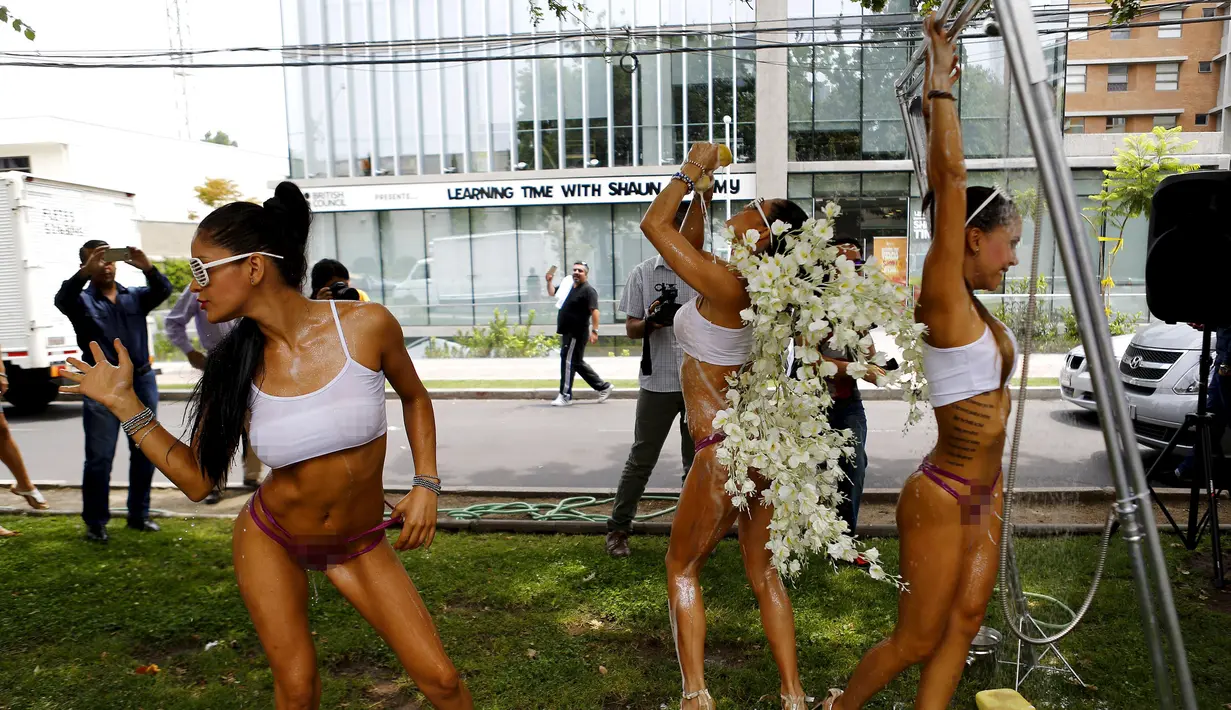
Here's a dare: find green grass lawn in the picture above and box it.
[3,516,1225,709]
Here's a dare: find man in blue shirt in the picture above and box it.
[54,240,172,543]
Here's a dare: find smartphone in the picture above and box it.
[103,247,131,263]
[546,265,558,279]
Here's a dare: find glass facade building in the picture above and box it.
[280,0,1080,333]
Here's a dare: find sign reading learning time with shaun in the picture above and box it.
[300,173,758,213]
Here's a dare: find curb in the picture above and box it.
[8,482,1222,504]
[56,387,1065,403]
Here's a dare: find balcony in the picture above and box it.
[1064,131,1225,157]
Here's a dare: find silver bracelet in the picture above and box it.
[134,422,159,449]
[413,476,442,495]
[121,407,155,435]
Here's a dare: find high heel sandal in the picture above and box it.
[681,687,715,709]
[10,485,48,510]
[817,688,843,710]
[781,693,813,710]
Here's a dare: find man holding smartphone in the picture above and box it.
[54,239,172,543]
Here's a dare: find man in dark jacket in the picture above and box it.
[54,240,172,543]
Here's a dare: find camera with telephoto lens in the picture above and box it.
[641,283,683,376]
[329,280,361,301]
[646,283,681,326]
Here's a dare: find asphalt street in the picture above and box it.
[0,398,1156,491]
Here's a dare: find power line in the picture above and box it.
[0,8,1218,70]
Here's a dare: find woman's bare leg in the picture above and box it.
[233,507,322,709]
[326,540,473,709]
[835,475,965,710]
[0,411,37,496]
[736,489,805,700]
[666,448,739,708]
[913,491,1003,709]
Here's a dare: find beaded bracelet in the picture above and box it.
[671,171,696,193]
[121,407,155,436]
[683,159,709,174]
[413,476,442,495]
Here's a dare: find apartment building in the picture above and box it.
[1064,0,1223,134]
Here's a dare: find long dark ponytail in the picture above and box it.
[186,182,312,491]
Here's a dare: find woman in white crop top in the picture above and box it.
[641,142,819,710]
[61,182,473,709]
[825,19,1022,710]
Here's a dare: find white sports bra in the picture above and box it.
[248,300,388,469]
[921,317,1018,408]
[673,297,754,367]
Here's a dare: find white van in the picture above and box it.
[0,173,143,412]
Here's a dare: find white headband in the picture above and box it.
[965,187,1002,227]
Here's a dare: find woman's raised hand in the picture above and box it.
[921,14,961,124]
[60,340,136,412]
[686,142,722,173]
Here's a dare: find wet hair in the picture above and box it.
[310,258,350,295]
[186,181,312,491]
[80,239,108,264]
[763,199,809,257]
[964,186,1020,234]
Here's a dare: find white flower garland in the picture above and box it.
[712,201,929,584]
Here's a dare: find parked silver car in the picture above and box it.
[1117,323,1230,456]
[1060,334,1133,411]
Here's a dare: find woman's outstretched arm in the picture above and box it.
[916,14,979,347]
[641,143,745,307]
[61,340,213,501]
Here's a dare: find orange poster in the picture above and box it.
[873,237,908,285]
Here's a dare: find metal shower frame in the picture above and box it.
[893,1,1197,707]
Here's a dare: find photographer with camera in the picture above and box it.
[605,201,700,558]
[310,258,371,302]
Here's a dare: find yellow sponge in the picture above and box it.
[975,689,1035,710]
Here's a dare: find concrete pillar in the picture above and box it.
[756,0,789,198]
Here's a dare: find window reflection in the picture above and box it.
[518,206,565,323]
[424,209,474,324]
[565,205,617,320]
[382,211,429,325]
[335,212,383,302]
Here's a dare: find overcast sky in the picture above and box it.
[1,0,288,156]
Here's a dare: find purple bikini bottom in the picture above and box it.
[248,487,397,571]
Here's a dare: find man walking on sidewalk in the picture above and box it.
[55,240,172,543]
[606,201,700,557]
[163,285,264,503]
[551,261,612,406]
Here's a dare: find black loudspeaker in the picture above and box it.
[1145,171,1231,326]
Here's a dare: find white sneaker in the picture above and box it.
[551,394,571,407]
[598,385,614,403]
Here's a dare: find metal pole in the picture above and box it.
[995,0,1196,707]
[895,0,988,92]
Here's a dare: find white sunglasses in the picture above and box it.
[189,252,283,287]
[750,197,772,233]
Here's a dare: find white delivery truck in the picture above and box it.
[0,172,144,412]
